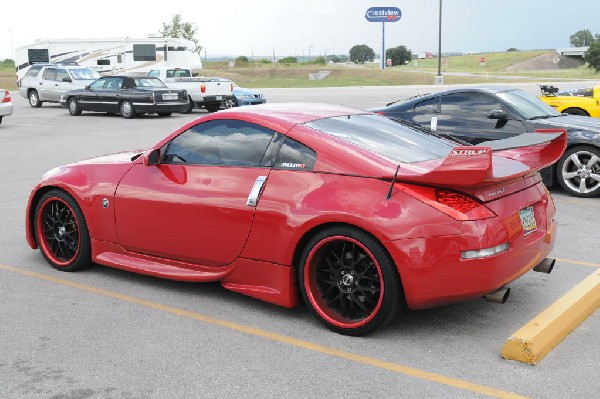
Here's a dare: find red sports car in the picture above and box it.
[25,103,566,335]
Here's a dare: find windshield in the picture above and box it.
[305,114,453,163]
[497,90,561,120]
[70,68,100,80]
[133,78,168,88]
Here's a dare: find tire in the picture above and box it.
[29,90,42,108]
[120,100,136,119]
[224,99,235,109]
[556,145,600,198]
[34,190,92,271]
[298,226,403,336]
[205,103,220,113]
[181,96,193,114]
[157,112,172,117]
[562,108,589,116]
[68,97,82,116]
[0,116,2,124]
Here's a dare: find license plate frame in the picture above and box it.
[162,93,178,100]
[519,206,537,235]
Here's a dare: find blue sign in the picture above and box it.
[365,7,402,22]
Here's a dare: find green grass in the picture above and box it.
[2,51,599,91]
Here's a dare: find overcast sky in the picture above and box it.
[1,0,599,60]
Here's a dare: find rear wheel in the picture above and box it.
[68,97,82,116]
[556,145,600,198]
[120,100,136,119]
[298,226,403,336]
[181,96,193,114]
[34,190,91,271]
[562,108,589,116]
[0,116,3,124]
[205,103,220,113]
[29,90,42,108]
[224,99,235,109]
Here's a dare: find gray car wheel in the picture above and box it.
[120,100,136,119]
[29,90,42,108]
[557,146,600,198]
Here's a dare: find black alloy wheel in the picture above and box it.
[34,190,91,271]
[298,226,403,336]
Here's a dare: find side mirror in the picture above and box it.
[488,109,508,120]
[144,148,160,166]
[85,85,91,90]
[62,77,72,82]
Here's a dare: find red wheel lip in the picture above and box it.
[36,196,81,267]
[304,235,384,329]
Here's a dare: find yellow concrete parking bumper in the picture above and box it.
[501,268,600,365]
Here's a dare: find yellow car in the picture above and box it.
[539,85,600,117]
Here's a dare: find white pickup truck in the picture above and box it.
[147,67,235,113]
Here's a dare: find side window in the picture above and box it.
[414,97,440,114]
[42,68,57,81]
[133,44,156,61]
[163,120,276,167]
[105,78,123,90]
[97,59,111,66]
[89,79,107,89]
[274,138,317,170]
[25,66,43,78]
[55,69,69,82]
[147,70,160,78]
[441,93,503,117]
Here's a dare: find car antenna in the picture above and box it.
[386,165,401,200]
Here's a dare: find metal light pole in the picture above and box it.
[435,0,444,85]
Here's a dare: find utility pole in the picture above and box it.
[435,0,444,85]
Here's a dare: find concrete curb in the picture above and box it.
[501,268,600,365]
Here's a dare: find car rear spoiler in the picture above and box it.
[392,129,567,187]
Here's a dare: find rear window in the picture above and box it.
[133,78,167,88]
[305,114,453,163]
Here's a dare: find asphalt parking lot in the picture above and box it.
[1,86,598,398]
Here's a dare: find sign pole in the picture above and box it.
[381,22,385,70]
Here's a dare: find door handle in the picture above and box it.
[246,176,267,207]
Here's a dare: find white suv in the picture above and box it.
[19,64,100,108]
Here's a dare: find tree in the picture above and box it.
[159,14,201,53]
[349,45,375,63]
[326,55,341,63]
[385,45,412,66]
[506,47,519,52]
[278,56,298,64]
[570,29,595,47]
[585,41,600,72]
[312,56,327,65]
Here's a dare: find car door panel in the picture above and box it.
[114,164,266,266]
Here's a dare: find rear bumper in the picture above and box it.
[0,102,13,117]
[386,184,556,309]
[193,95,235,104]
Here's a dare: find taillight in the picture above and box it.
[400,185,496,221]
[2,90,10,103]
[230,83,234,92]
[201,84,206,93]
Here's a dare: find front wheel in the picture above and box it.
[298,227,403,336]
[120,100,136,119]
[68,97,82,116]
[556,145,600,198]
[29,90,42,108]
[34,190,91,271]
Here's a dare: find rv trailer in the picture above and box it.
[15,37,203,80]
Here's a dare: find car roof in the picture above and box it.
[217,102,367,125]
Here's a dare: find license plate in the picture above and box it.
[216,96,222,101]
[162,93,178,100]
[519,206,537,235]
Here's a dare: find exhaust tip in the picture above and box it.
[533,258,555,274]
[483,287,510,304]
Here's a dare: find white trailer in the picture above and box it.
[15,37,203,80]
